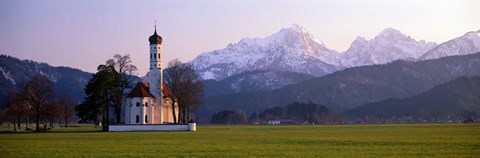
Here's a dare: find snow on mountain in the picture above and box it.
[190,24,479,82]
[419,30,480,60]
[203,70,314,97]
[340,28,437,67]
[190,24,343,80]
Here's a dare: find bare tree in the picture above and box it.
[5,92,29,131]
[106,54,137,123]
[42,101,58,129]
[164,59,182,124]
[177,63,203,123]
[59,94,76,128]
[164,59,203,124]
[24,74,54,131]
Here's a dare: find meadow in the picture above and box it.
[0,124,479,157]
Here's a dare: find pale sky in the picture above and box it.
[1,0,479,75]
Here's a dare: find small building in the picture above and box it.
[463,118,475,123]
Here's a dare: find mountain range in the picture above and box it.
[190,24,480,81]
[197,52,480,121]
[190,24,342,80]
[0,55,92,105]
[203,70,314,97]
[346,75,480,122]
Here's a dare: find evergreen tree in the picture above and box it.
[76,65,121,131]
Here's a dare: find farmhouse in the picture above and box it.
[109,26,195,131]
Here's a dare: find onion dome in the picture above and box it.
[149,26,163,45]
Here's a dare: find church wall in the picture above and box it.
[125,98,131,124]
[128,97,149,124]
[109,124,194,132]
[153,98,162,124]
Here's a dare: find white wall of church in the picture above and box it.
[150,44,162,69]
[162,98,178,123]
[126,97,158,124]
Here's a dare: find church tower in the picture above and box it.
[148,26,163,123]
[123,25,177,125]
[149,25,162,70]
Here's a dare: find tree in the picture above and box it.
[163,59,182,124]
[59,94,76,127]
[76,65,121,131]
[177,63,203,123]
[106,54,137,123]
[211,110,247,124]
[42,100,58,129]
[24,74,54,131]
[5,92,29,131]
[164,59,203,124]
[0,108,8,128]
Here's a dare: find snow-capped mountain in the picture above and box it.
[190,24,479,82]
[203,70,314,97]
[340,28,437,67]
[419,30,480,60]
[190,24,343,80]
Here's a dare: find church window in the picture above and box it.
[136,102,140,107]
[145,102,148,107]
[136,115,139,123]
[129,103,132,107]
[154,54,157,59]
[158,53,160,59]
[145,115,148,123]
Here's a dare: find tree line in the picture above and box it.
[210,102,346,124]
[1,74,76,131]
[0,54,203,132]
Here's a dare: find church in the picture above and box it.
[122,26,178,125]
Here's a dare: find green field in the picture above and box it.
[1,124,479,157]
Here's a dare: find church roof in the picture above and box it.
[127,82,155,98]
[149,26,163,45]
[162,81,174,98]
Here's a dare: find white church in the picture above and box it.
[110,27,195,131]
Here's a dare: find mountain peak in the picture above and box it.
[353,36,367,42]
[464,30,480,37]
[275,24,325,46]
[420,29,480,60]
[286,23,307,33]
[377,27,405,38]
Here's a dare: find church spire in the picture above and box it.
[154,20,157,35]
[149,23,162,45]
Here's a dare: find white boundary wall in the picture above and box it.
[109,123,195,132]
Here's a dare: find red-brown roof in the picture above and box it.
[127,82,155,98]
[162,81,174,98]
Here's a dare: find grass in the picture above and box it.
[0,124,479,157]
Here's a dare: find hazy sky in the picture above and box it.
[1,0,479,75]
